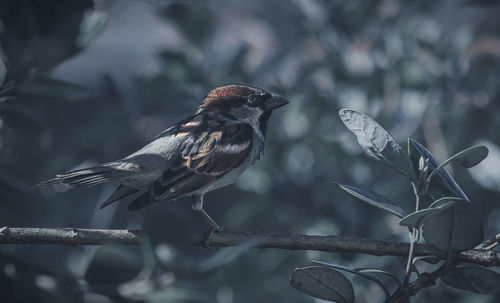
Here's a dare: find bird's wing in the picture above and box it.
[37,117,198,190]
[154,114,202,139]
[179,121,254,175]
[127,121,254,211]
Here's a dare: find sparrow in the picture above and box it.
[38,84,289,230]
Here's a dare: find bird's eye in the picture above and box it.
[247,94,258,104]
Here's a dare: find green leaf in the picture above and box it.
[290,266,354,303]
[442,267,500,294]
[408,141,483,251]
[428,197,465,208]
[334,183,406,218]
[455,146,489,168]
[356,269,402,288]
[413,256,441,265]
[312,261,390,298]
[399,208,441,228]
[399,200,458,228]
[0,58,6,87]
[339,109,415,180]
[426,146,489,188]
[408,139,468,202]
[18,77,88,101]
[422,201,483,252]
[0,102,44,130]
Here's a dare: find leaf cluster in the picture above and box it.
[291,109,498,302]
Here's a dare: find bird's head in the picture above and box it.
[198,84,289,135]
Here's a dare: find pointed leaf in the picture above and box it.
[467,140,500,192]
[335,183,406,218]
[413,256,441,265]
[426,146,489,187]
[18,77,88,101]
[428,197,465,208]
[408,139,469,202]
[399,200,459,228]
[399,208,441,228]
[339,109,415,180]
[422,202,483,252]
[454,146,489,168]
[312,261,390,298]
[409,142,483,251]
[290,266,354,303]
[356,269,402,288]
[442,267,500,294]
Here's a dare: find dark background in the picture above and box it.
[1,0,500,302]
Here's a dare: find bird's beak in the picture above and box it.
[265,93,290,110]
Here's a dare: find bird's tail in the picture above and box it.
[128,192,158,212]
[37,162,137,188]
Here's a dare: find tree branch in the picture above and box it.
[0,227,140,245]
[389,261,458,303]
[1,227,499,266]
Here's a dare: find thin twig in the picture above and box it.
[404,183,419,284]
[475,233,500,250]
[404,157,427,285]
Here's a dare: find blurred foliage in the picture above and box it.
[1,0,500,302]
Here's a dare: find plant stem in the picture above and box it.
[404,181,422,285]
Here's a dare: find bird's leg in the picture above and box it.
[191,195,220,231]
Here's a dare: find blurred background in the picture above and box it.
[1,0,500,302]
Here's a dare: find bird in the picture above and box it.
[38,84,289,230]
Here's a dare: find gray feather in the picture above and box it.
[100,185,139,209]
[36,162,140,188]
[128,193,157,212]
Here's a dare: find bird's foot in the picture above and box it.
[203,224,226,248]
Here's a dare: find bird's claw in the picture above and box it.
[214,225,226,233]
[203,225,226,248]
